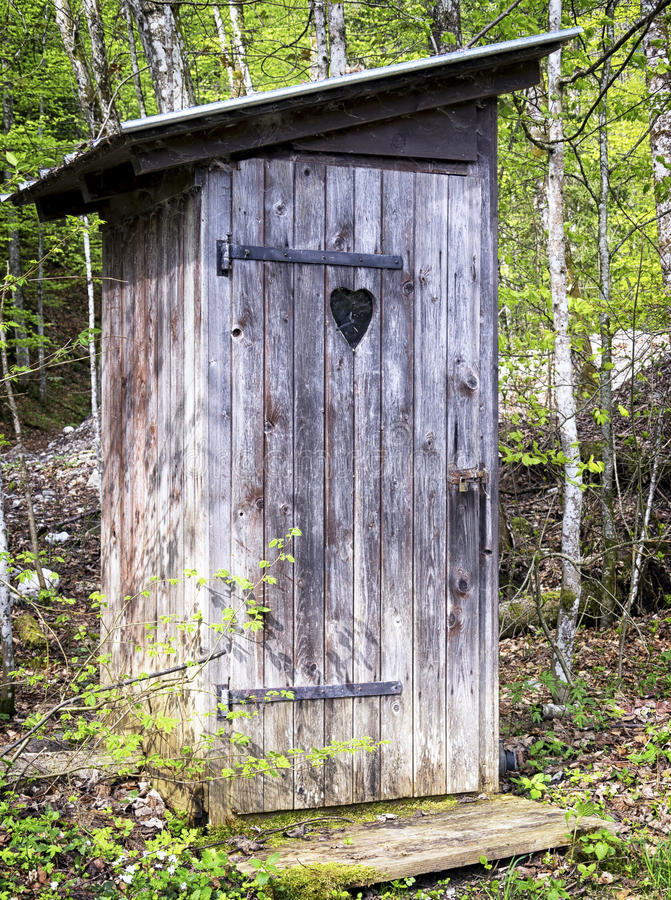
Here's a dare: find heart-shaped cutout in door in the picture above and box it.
[330,287,374,350]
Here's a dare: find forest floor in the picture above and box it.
[1,420,671,899]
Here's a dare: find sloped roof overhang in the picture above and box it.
[10,28,580,220]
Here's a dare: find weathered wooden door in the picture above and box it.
[213,155,490,814]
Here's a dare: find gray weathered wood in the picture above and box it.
[235,795,614,882]
[446,175,481,792]
[292,159,326,811]
[323,164,355,807]
[295,104,477,161]
[203,168,235,823]
[262,158,296,811]
[413,173,448,796]
[379,169,415,800]
[352,166,382,803]
[120,222,136,677]
[100,227,123,676]
[477,101,500,791]
[229,158,266,813]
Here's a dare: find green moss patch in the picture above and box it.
[267,862,380,899]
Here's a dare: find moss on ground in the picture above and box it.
[263,862,380,899]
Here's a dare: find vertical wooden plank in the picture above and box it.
[132,216,149,665]
[230,158,266,814]
[324,164,355,807]
[380,170,415,800]
[182,189,208,752]
[100,227,123,679]
[142,211,159,674]
[413,173,447,797]
[120,222,136,677]
[293,159,326,810]
[203,169,234,823]
[446,175,481,794]
[262,158,295,811]
[155,206,172,684]
[477,102,500,791]
[352,166,382,803]
[168,200,185,684]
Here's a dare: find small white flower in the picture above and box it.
[155,850,167,860]
[50,883,58,890]
[168,854,177,863]
[167,865,176,875]
[180,883,187,891]
[124,864,136,874]
[119,874,133,884]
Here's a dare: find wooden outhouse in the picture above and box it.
[13,29,577,821]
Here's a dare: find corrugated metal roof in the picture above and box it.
[121,28,581,136]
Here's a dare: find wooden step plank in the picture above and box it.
[234,795,613,884]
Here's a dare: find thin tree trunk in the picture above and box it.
[82,217,102,498]
[311,0,329,80]
[547,0,583,698]
[0,468,13,718]
[0,278,45,592]
[3,93,30,382]
[81,0,120,133]
[328,1,347,75]
[228,1,253,95]
[124,1,147,116]
[641,0,671,294]
[212,5,236,96]
[54,0,97,136]
[430,0,462,51]
[598,4,618,628]
[126,0,195,112]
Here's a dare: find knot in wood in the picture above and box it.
[462,370,479,392]
[402,280,414,296]
[255,497,264,511]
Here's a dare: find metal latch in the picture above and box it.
[448,467,489,492]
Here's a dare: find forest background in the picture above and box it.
[0,0,670,897]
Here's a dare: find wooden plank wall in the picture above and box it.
[100,128,500,820]
[100,187,210,770]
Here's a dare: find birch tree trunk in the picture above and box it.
[598,4,618,628]
[81,0,120,133]
[0,469,13,719]
[213,5,236,97]
[328,1,347,75]
[641,0,671,294]
[126,0,195,112]
[311,0,329,80]
[547,0,583,697]
[3,93,29,381]
[124,1,147,117]
[430,0,462,51]
[54,0,97,136]
[227,1,253,95]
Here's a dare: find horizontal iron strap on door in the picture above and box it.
[216,240,402,276]
[217,680,402,714]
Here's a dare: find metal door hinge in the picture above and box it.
[448,467,489,492]
[216,680,402,718]
[216,238,402,276]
